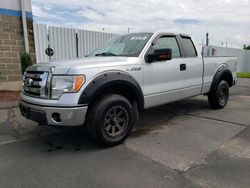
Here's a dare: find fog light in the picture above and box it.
[52,113,61,123]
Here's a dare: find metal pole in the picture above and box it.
[206,33,209,46]
[20,0,29,53]
[76,32,79,58]
[47,34,51,61]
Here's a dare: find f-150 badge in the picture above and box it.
[126,67,141,71]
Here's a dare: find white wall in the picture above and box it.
[0,0,32,12]
[244,52,250,72]
[34,24,117,63]
[204,46,250,72]
[33,23,49,63]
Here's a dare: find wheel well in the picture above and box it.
[220,71,233,87]
[87,83,144,111]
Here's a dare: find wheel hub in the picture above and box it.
[219,86,228,105]
[110,116,119,126]
[103,106,129,138]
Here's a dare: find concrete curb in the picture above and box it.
[0,101,19,109]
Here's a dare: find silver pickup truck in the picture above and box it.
[20,31,237,146]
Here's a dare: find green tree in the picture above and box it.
[20,53,33,74]
[243,45,250,50]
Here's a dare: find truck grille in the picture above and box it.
[23,71,49,98]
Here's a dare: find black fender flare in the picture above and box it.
[78,71,144,110]
[210,64,233,93]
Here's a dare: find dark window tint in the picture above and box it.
[181,37,197,57]
[153,37,181,58]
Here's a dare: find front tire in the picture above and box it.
[87,94,135,147]
[208,80,229,109]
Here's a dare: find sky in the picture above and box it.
[31,0,250,48]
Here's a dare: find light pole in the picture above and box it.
[128,27,131,33]
[221,42,229,48]
[206,33,209,46]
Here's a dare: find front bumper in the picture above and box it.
[233,77,237,86]
[19,100,88,126]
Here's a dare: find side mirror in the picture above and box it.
[145,48,172,63]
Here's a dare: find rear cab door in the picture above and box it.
[177,35,203,96]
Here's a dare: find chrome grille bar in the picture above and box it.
[23,71,49,98]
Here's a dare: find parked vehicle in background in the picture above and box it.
[19,31,237,146]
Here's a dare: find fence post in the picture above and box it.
[76,32,79,58]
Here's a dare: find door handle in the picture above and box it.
[180,64,186,71]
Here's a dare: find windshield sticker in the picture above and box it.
[130,36,148,41]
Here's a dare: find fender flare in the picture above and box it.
[210,64,233,93]
[78,71,144,110]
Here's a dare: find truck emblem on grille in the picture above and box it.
[24,78,33,87]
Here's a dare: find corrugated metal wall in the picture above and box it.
[77,30,116,57]
[49,26,77,61]
[204,46,250,72]
[33,23,49,63]
[34,24,117,63]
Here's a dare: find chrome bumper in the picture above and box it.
[19,100,88,126]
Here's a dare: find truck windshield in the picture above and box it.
[88,33,153,57]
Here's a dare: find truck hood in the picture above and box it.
[28,57,138,74]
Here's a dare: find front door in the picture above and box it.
[143,35,190,108]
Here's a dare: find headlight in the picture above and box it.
[51,75,85,99]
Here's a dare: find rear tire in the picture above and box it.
[87,94,135,147]
[208,80,229,109]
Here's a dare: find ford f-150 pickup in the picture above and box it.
[19,31,237,146]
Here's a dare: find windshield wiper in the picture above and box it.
[95,52,117,56]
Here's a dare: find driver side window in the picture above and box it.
[153,36,181,58]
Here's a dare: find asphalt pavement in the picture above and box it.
[0,78,249,188]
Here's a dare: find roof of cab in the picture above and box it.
[153,31,191,37]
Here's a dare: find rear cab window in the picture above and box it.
[180,36,197,57]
